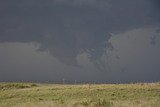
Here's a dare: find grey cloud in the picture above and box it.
[0,0,160,70]
[104,27,160,82]
[150,28,160,45]
[53,0,111,9]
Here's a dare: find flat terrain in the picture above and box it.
[0,82,160,107]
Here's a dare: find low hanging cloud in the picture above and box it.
[0,0,160,82]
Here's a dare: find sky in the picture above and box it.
[0,0,160,83]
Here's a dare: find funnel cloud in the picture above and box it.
[0,0,160,83]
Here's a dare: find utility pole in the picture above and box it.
[74,80,77,84]
[62,78,65,84]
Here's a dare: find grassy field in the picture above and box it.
[0,82,160,107]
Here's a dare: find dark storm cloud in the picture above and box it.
[1,0,160,66]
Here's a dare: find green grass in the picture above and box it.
[0,83,38,90]
[0,82,160,107]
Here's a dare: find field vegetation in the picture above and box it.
[0,82,160,107]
